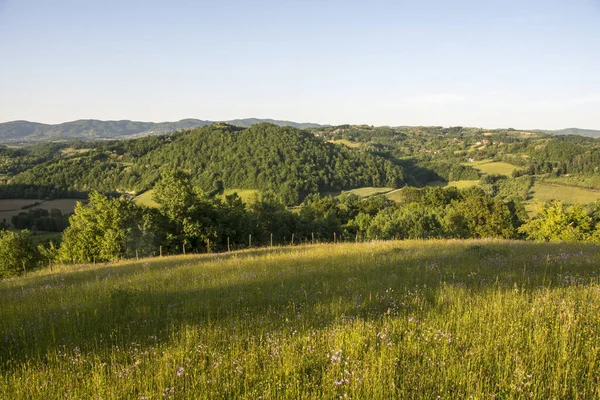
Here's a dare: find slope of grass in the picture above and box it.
[428,180,480,189]
[541,175,600,191]
[342,186,394,197]
[469,160,519,176]
[528,181,600,206]
[133,189,159,208]
[2,240,600,398]
[221,188,260,203]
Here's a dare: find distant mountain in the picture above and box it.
[546,128,600,138]
[0,118,326,143]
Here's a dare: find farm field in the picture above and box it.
[0,199,80,225]
[467,160,520,176]
[527,181,600,212]
[541,175,600,190]
[2,240,600,398]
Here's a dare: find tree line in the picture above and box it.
[3,170,600,278]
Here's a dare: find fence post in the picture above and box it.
[312,232,314,244]
[159,246,162,257]
[249,234,252,248]
[136,249,139,261]
[334,232,337,243]
[270,233,273,248]
[49,259,53,272]
[183,243,186,255]
[291,233,295,246]
[227,237,230,252]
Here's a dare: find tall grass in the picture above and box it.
[1,240,600,398]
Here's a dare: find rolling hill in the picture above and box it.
[0,118,325,143]
[11,123,404,204]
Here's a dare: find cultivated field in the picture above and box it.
[527,181,600,209]
[0,199,80,225]
[541,175,600,191]
[468,160,520,176]
[2,240,600,398]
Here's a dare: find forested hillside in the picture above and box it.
[0,118,325,143]
[12,123,404,204]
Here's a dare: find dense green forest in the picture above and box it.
[3,122,600,278]
[10,124,404,204]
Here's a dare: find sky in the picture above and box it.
[1,0,599,130]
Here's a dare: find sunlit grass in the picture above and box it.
[221,188,260,204]
[343,186,394,198]
[133,189,159,208]
[2,240,600,398]
[526,181,600,214]
[428,180,480,189]
[469,160,520,176]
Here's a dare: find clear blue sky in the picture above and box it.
[1,0,599,129]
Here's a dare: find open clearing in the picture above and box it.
[0,199,80,224]
[342,186,394,197]
[328,139,361,148]
[428,180,480,189]
[134,189,159,208]
[528,181,600,207]
[2,240,600,398]
[221,188,260,203]
[467,160,520,176]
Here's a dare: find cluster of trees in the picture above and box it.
[11,208,70,231]
[3,170,600,278]
[11,124,404,204]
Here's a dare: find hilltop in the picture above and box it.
[0,118,326,143]
[10,123,404,204]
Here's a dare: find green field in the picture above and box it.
[221,188,260,203]
[328,139,361,148]
[468,160,519,176]
[342,186,394,198]
[541,175,600,190]
[386,188,404,202]
[2,240,600,398]
[527,181,600,210]
[134,189,159,208]
[429,180,480,189]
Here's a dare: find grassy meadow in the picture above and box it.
[428,180,480,189]
[2,240,600,398]
[526,181,600,213]
[469,160,520,176]
[134,190,160,208]
[342,187,394,198]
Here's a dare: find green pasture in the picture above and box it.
[468,160,520,176]
[2,240,600,398]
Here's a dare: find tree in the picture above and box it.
[57,192,142,263]
[0,230,39,278]
[519,200,592,242]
